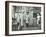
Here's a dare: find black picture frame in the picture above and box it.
[5,1,45,36]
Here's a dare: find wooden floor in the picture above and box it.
[22,27,41,30]
[12,24,41,31]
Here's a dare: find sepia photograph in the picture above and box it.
[5,1,45,36]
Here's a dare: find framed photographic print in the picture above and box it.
[5,1,45,36]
